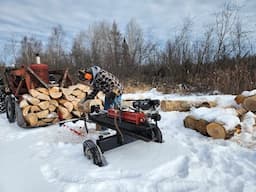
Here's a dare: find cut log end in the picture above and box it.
[243,96,256,112]
[206,122,227,139]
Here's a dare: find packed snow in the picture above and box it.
[0,89,256,192]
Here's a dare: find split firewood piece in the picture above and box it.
[72,111,82,117]
[47,112,58,118]
[72,100,80,111]
[29,89,51,101]
[36,87,49,95]
[22,94,40,105]
[49,87,62,99]
[36,110,49,119]
[235,94,246,105]
[58,106,72,120]
[19,100,29,108]
[58,99,68,105]
[63,101,73,112]
[89,99,104,110]
[49,100,59,107]
[37,121,48,127]
[30,105,41,113]
[70,83,90,93]
[38,101,50,110]
[41,112,58,123]
[61,87,73,96]
[37,93,50,101]
[242,95,256,112]
[22,105,31,117]
[63,94,76,101]
[206,122,237,139]
[72,89,85,98]
[41,118,54,123]
[29,89,41,97]
[49,104,56,112]
[25,113,38,127]
[62,87,76,101]
[95,91,105,101]
[52,118,59,124]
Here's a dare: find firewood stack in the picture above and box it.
[19,83,103,127]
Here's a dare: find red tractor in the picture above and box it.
[1,55,73,126]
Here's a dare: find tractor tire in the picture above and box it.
[0,88,6,113]
[6,95,16,123]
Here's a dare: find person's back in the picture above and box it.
[78,65,123,110]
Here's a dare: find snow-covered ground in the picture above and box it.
[1,89,256,192]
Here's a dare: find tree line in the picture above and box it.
[1,2,256,94]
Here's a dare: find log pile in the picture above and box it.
[160,100,217,112]
[235,94,256,112]
[184,115,241,139]
[19,83,103,127]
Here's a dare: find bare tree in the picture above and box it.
[46,25,66,70]
[125,19,144,67]
[18,36,42,66]
[71,31,91,69]
[214,2,239,62]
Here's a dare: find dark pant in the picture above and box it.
[104,95,122,110]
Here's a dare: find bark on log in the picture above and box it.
[242,95,256,112]
[236,108,248,118]
[161,100,191,112]
[196,119,209,136]
[184,116,208,136]
[161,100,217,112]
[235,94,246,104]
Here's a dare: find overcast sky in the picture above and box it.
[0,0,255,47]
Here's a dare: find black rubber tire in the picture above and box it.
[153,127,163,143]
[6,95,16,123]
[0,89,6,113]
[83,139,105,167]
